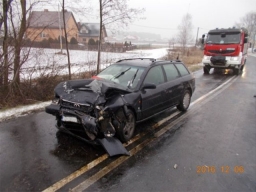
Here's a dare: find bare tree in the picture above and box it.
[97,0,103,74]
[1,0,14,87]
[169,37,176,49]
[236,12,256,39]
[177,13,194,54]
[11,0,27,90]
[0,0,13,30]
[235,12,256,49]
[97,0,144,73]
[61,0,71,80]
[54,0,90,80]
[2,0,49,94]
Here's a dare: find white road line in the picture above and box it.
[190,76,236,107]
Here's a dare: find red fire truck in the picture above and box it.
[201,27,249,75]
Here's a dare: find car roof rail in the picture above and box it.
[116,58,156,63]
[155,60,181,64]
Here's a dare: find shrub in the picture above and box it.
[70,37,78,44]
[88,38,96,45]
[48,37,58,44]
[40,39,50,48]
[58,36,65,43]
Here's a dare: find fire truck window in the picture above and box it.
[207,33,240,44]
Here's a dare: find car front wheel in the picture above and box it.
[116,109,135,143]
[177,90,191,111]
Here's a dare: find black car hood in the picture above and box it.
[54,78,131,105]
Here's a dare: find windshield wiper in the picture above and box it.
[112,67,131,79]
[128,69,139,88]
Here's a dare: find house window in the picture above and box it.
[80,26,89,34]
[40,32,46,38]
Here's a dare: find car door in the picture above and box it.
[174,63,191,103]
[162,63,182,107]
[140,65,166,119]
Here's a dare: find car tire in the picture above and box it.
[177,90,191,111]
[116,109,135,143]
[203,66,210,74]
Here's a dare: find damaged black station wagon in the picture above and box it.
[45,58,195,156]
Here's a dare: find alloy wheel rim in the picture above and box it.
[183,93,190,109]
[124,114,134,138]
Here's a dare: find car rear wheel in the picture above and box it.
[177,90,191,111]
[116,109,135,143]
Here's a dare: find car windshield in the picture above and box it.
[97,64,145,89]
[206,33,240,44]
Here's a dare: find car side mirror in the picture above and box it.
[142,83,156,90]
[244,37,248,43]
[201,34,205,44]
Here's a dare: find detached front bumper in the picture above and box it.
[45,104,98,138]
[45,104,60,116]
[45,104,129,156]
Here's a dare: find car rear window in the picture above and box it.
[175,63,190,76]
[163,64,180,81]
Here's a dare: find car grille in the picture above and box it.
[208,50,234,54]
[60,99,93,113]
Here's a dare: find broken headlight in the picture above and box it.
[52,98,60,105]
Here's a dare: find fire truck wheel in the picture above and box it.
[241,65,244,71]
[203,66,210,74]
[233,68,240,75]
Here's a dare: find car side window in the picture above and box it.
[144,66,164,85]
[163,64,180,81]
[175,63,190,76]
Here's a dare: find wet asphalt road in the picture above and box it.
[0,56,255,191]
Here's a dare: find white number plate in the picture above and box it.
[62,116,78,123]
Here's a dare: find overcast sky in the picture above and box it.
[125,0,256,39]
[41,0,256,39]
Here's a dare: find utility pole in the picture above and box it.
[195,27,199,47]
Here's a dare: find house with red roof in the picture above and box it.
[26,9,79,42]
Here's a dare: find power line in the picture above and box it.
[130,24,210,31]
[130,24,178,30]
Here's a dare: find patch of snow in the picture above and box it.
[0,101,51,122]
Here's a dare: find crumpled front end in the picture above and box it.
[45,79,133,156]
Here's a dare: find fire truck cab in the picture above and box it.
[201,27,249,75]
